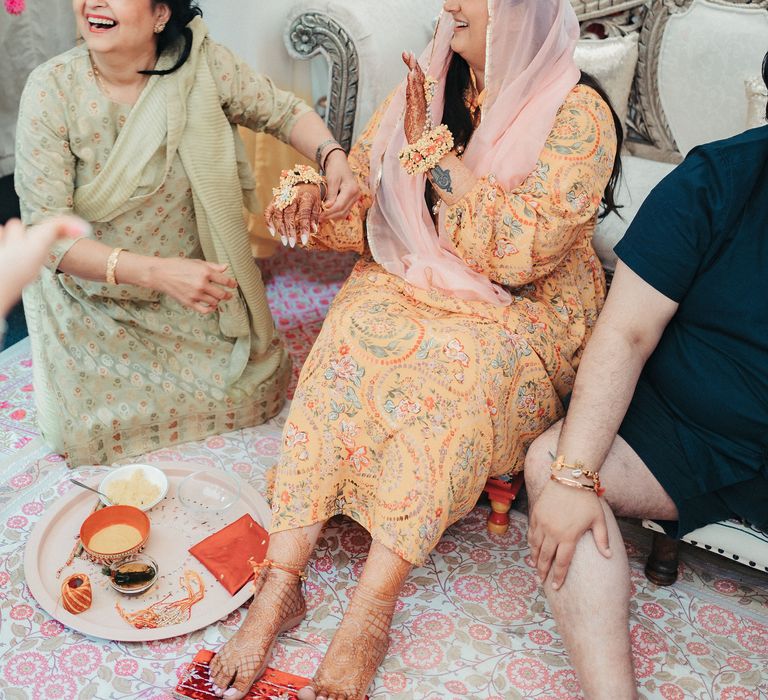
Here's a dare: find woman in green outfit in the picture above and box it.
[15,0,358,465]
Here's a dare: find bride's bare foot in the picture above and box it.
[297,582,397,700]
[209,568,306,699]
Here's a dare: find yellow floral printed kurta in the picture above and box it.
[271,85,616,564]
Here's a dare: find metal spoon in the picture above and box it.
[69,478,113,506]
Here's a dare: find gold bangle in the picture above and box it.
[105,247,124,285]
[550,474,598,493]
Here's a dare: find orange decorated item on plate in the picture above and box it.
[80,505,150,564]
[189,514,268,595]
[61,573,92,614]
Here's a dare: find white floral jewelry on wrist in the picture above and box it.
[398,124,455,176]
[272,165,326,212]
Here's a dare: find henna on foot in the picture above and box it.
[209,568,306,699]
[297,582,398,700]
[209,525,322,699]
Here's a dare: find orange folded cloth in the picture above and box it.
[189,514,269,595]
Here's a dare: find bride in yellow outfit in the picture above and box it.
[210,1,622,698]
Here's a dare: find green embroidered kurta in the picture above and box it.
[15,33,312,465]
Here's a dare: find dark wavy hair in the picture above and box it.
[763,50,768,120]
[139,0,203,76]
[438,53,624,219]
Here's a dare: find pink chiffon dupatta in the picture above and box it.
[367,0,580,306]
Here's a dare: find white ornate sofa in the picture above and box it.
[282,0,768,584]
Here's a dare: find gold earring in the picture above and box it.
[154,22,166,34]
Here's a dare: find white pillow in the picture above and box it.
[745,76,767,130]
[574,34,639,132]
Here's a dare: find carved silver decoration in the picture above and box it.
[285,12,359,152]
[571,0,648,21]
[579,7,645,38]
[630,0,768,162]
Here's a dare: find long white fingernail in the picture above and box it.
[289,236,296,248]
[281,235,288,246]
[268,225,276,238]
[312,222,318,233]
[301,232,309,246]
[224,690,240,698]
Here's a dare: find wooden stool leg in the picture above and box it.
[487,499,512,535]
[645,531,680,586]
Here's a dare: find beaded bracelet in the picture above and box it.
[398,124,454,176]
[272,165,326,212]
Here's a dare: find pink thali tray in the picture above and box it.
[23,461,271,642]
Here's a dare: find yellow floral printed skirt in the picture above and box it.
[269,258,584,565]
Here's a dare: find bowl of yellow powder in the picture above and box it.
[99,464,168,512]
[80,505,151,564]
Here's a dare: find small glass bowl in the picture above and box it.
[108,553,159,595]
[177,470,241,520]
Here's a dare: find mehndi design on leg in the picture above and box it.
[209,523,322,699]
[298,541,412,700]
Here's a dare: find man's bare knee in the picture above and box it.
[524,421,563,501]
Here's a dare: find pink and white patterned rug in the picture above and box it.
[0,248,766,700]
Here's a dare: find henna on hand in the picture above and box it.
[296,190,316,246]
[267,185,322,248]
[264,203,277,238]
[402,51,429,145]
[282,200,299,248]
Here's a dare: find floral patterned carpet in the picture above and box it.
[1,249,766,700]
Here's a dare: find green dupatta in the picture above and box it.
[73,18,279,386]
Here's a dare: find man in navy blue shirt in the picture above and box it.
[523,58,768,698]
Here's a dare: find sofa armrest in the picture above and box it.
[285,1,441,150]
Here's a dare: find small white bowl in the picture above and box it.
[98,464,168,512]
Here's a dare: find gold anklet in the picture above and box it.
[250,558,307,581]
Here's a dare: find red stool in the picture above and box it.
[483,475,525,535]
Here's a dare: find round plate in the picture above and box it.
[98,463,169,511]
[23,461,271,642]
